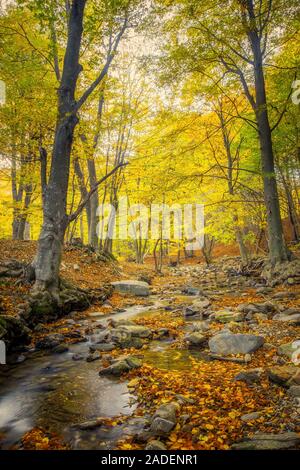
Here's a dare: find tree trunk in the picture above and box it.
[253,56,288,263]
[243,1,289,264]
[87,158,99,249]
[33,0,86,293]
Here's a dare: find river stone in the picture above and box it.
[153,403,178,423]
[209,332,264,355]
[277,340,300,359]
[237,301,277,317]
[288,385,300,397]
[90,342,116,352]
[273,313,300,325]
[185,332,206,347]
[272,291,296,300]
[52,343,69,354]
[0,315,31,351]
[73,417,107,430]
[111,280,150,296]
[145,440,167,450]
[118,324,152,338]
[150,417,175,436]
[267,365,300,387]
[35,334,65,350]
[234,369,262,385]
[72,353,85,361]
[182,286,201,296]
[232,432,300,450]
[99,355,142,376]
[214,311,244,323]
[86,351,101,362]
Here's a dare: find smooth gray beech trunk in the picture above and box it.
[34,0,86,293]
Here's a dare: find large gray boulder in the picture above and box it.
[232,432,300,450]
[209,331,264,355]
[111,280,150,296]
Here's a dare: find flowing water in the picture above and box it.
[0,297,202,449]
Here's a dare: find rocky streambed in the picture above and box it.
[0,261,300,450]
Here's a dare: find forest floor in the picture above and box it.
[0,240,300,450]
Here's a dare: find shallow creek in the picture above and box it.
[0,297,204,449]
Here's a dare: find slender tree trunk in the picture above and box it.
[218,101,249,265]
[87,159,99,249]
[33,0,86,293]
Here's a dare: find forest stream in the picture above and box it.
[0,295,203,450]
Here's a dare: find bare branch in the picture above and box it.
[68,162,128,223]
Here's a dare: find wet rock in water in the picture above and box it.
[145,440,167,451]
[288,385,300,397]
[99,355,142,376]
[111,280,150,296]
[232,432,300,450]
[118,324,152,338]
[90,342,116,352]
[110,319,135,328]
[240,411,261,422]
[87,351,101,362]
[185,332,206,347]
[35,334,65,350]
[155,328,170,338]
[209,332,264,355]
[52,343,69,354]
[214,310,244,323]
[267,365,300,387]
[73,417,107,430]
[72,353,85,361]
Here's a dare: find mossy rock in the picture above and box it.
[0,315,31,351]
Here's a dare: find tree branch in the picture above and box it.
[68,162,128,223]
